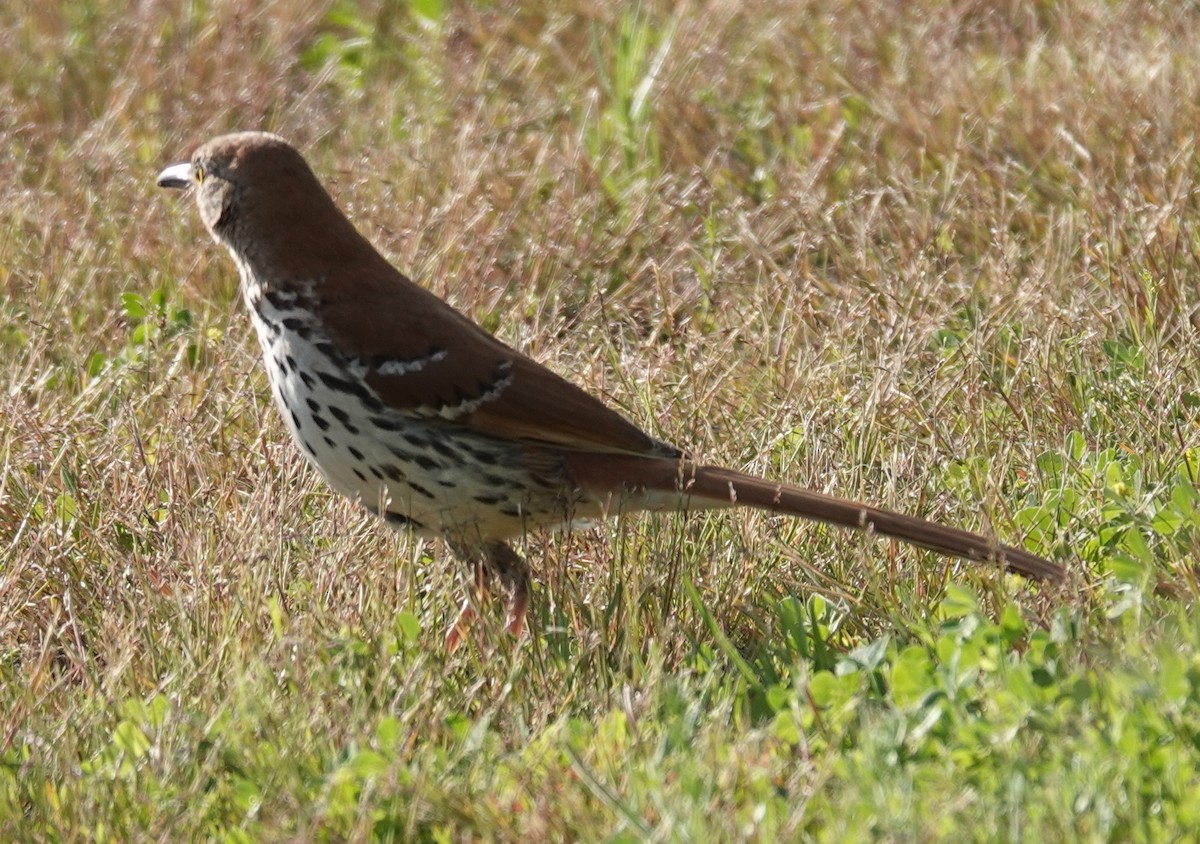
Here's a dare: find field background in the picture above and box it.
[4,0,1200,840]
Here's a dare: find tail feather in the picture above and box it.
[567,454,1064,583]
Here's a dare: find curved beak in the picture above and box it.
[157,162,193,190]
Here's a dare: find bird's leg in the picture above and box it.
[443,556,486,653]
[486,541,532,638]
[443,541,531,651]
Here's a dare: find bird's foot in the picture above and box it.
[443,599,477,653]
[503,579,529,639]
[443,585,529,652]
[443,541,531,651]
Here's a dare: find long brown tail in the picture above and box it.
[567,454,1064,583]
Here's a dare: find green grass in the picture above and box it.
[4,0,1200,839]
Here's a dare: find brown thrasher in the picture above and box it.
[157,132,1063,647]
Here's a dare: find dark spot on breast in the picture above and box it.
[386,445,414,463]
[383,511,422,530]
[286,355,298,372]
[348,446,364,461]
[323,436,335,447]
[402,431,430,449]
[299,371,316,389]
[264,290,297,310]
[474,493,504,505]
[388,445,438,471]
[311,414,330,431]
[353,468,367,482]
[462,444,500,465]
[412,453,440,472]
[306,398,321,412]
[428,438,460,461]
[290,410,302,430]
[407,481,436,500]
[382,464,406,482]
[318,371,383,412]
[369,415,405,432]
[329,406,359,434]
[281,317,310,337]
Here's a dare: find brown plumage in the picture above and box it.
[157,131,1063,646]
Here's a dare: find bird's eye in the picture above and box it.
[194,165,205,184]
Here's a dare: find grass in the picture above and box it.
[3,0,1200,839]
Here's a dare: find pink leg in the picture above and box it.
[443,558,487,653]
[443,541,531,650]
[443,599,478,653]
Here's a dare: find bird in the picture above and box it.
[157,131,1064,648]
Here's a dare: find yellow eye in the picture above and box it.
[194,165,204,184]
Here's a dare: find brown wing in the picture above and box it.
[317,261,679,458]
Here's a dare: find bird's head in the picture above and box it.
[157,131,321,246]
[157,131,377,285]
